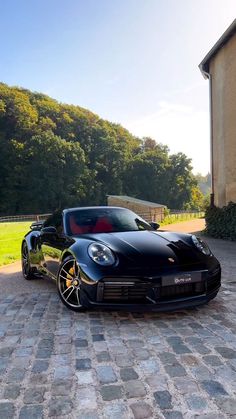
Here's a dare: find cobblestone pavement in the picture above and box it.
[0,236,236,418]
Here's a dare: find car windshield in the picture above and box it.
[65,208,154,235]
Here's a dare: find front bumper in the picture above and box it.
[80,266,221,312]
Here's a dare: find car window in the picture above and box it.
[66,208,153,235]
[44,211,64,234]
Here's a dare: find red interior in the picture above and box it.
[92,217,113,233]
[69,215,113,234]
[69,216,91,234]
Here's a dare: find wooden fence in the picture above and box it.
[168,211,205,219]
[0,210,204,224]
[0,213,51,223]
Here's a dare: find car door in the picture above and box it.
[40,211,67,279]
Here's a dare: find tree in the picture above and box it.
[185,186,204,211]
[0,132,88,214]
[167,153,197,209]
[195,172,211,195]
[141,137,169,154]
[0,83,38,139]
[0,83,199,214]
[123,149,169,205]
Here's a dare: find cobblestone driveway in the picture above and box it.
[0,236,236,418]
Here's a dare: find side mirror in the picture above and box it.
[150,222,160,230]
[41,226,57,234]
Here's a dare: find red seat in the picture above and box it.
[92,217,113,233]
[69,216,92,234]
[69,216,82,234]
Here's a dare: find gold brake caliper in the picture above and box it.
[66,267,74,288]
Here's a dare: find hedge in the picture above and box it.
[205,201,236,240]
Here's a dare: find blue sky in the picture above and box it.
[0,0,235,174]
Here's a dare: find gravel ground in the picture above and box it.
[0,223,236,418]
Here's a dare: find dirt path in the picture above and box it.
[162,218,205,233]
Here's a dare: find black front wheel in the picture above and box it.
[57,256,84,311]
[21,242,37,280]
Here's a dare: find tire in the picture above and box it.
[21,241,37,280]
[57,256,85,311]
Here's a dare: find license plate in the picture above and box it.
[162,271,203,286]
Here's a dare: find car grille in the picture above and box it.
[96,276,207,304]
[102,282,149,303]
[159,282,205,300]
[207,267,221,292]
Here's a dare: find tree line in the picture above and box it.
[0,83,205,215]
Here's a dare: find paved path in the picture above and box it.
[1,223,236,418]
[0,262,55,296]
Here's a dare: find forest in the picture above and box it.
[0,83,205,215]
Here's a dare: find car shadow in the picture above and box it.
[0,268,56,297]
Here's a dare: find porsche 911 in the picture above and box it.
[21,207,221,311]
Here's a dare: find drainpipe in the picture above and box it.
[209,74,215,207]
[202,69,214,207]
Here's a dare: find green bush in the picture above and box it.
[205,201,236,240]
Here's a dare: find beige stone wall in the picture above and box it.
[107,197,165,222]
[209,34,236,207]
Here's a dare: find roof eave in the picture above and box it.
[199,63,210,79]
[199,19,236,79]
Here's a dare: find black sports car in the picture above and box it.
[21,206,221,312]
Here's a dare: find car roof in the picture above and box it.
[63,206,129,215]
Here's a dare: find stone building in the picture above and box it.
[107,195,166,222]
[199,19,236,207]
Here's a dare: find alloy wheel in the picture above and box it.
[58,258,82,309]
[22,243,30,278]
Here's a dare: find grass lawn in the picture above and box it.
[0,222,32,266]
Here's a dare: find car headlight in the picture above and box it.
[88,243,116,266]
[191,235,211,256]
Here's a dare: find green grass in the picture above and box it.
[0,222,32,266]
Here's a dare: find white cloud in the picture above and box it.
[124,101,210,175]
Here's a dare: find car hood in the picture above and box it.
[82,230,203,268]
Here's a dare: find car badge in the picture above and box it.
[168,258,175,263]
